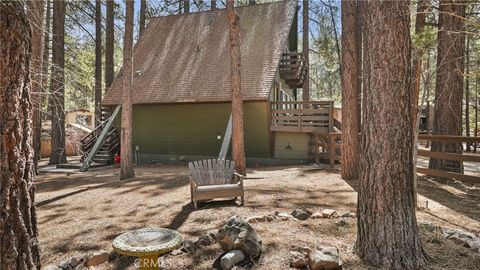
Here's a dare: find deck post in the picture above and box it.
[329,133,335,168]
[329,101,334,132]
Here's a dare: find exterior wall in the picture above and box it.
[131,102,271,162]
[274,132,310,160]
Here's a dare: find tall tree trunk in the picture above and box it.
[356,1,428,268]
[184,0,190,13]
[0,2,41,268]
[412,0,427,207]
[211,0,216,10]
[105,0,114,90]
[356,0,363,133]
[43,0,51,92]
[49,0,67,165]
[425,51,432,148]
[95,0,102,127]
[27,0,44,174]
[302,0,309,101]
[429,0,466,174]
[340,0,359,180]
[139,0,146,36]
[475,72,478,152]
[120,0,135,180]
[227,0,246,176]
[465,36,470,151]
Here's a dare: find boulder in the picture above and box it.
[217,218,263,259]
[246,216,266,223]
[58,257,78,269]
[275,211,296,221]
[311,212,323,219]
[308,246,342,270]
[321,209,339,219]
[335,219,347,227]
[266,214,275,222]
[181,240,195,253]
[220,250,245,270]
[85,251,109,267]
[290,251,308,269]
[340,212,355,218]
[291,209,310,220]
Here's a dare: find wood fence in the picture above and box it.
[270,101,334,133]
[417,134,480,184]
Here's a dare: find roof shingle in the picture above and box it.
[102,0,296,105]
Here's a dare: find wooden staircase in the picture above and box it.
[80,105,121,171]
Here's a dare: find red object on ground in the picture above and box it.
[114,154,121,163]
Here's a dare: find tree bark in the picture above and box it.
[465,36,470,151]
[105,0,114,90]
[412,0,427,207]
[27,0,44,174]
[227,0,246,176]
[0,2,41,269]
[429,0,466,174]
[475,71,479,152]
[302,0,309,101]
[425,51,432,148]
[139,0,146,36]
[340,0,359,180]
[95,0,102,127]
[356,1,428,269]
[120,0,135,180]
[49,0,67,165]
[184,0,190,13]
[211,0,216,10]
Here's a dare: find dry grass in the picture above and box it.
[35,164,480,269]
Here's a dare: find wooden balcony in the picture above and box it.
[270,101,334,133]
[279,52,307,88]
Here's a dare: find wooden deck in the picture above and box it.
[270,101,334,133]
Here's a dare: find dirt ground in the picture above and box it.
[35,163,480,269]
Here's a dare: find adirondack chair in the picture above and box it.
[188,159,244,210]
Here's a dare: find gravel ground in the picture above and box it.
[35,163,480,269]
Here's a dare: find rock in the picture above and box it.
[43,265,62,270]
[246,215,266,223]
[308,246,342,270]
[209,231,218,240]
[340,212,355,218]
[266,214,275,222]
[311,212,323,219]
[170,248,184,256]
[220,250,245,270]
[291,209,310,220]
[217,217,263,259]
[73,264,84,270]
[465,239,480,252]
[196,234,215,247]
[335,219,347,227]
[58,257,78,269]
[85,251,109,267]
[290,251,308,268]
[275,211,296,221]
[181,240,195,253]
[321,209,339,219]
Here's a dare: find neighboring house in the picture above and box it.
[98,1,336,165]
[66,109,95,130]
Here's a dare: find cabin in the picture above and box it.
[82,1,339,169]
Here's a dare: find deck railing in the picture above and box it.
[279,52,307,88]
[270,101,334,133]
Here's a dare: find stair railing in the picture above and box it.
[80,105,121,172]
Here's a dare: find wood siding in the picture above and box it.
[131,102,270,158]
[274,132,310,160]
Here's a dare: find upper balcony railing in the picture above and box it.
[279,52,307,89]
[270,101,334,133]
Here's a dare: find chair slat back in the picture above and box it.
[189,159,235,186]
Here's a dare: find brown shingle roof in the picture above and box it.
[102,0,296,105]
